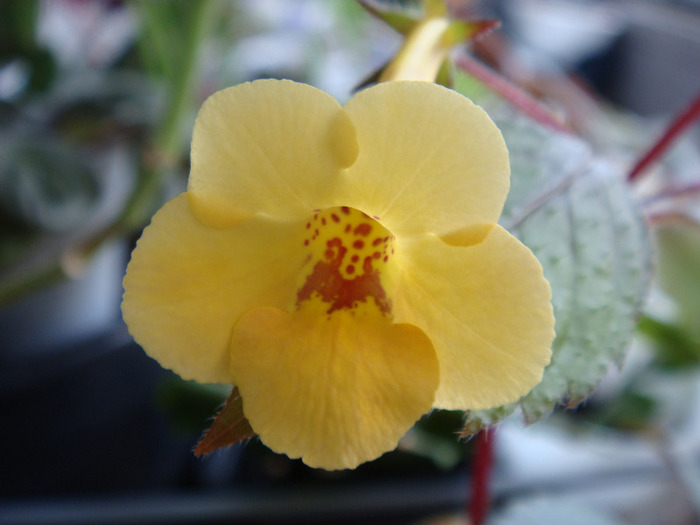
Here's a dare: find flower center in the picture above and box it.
[297,207,395,316]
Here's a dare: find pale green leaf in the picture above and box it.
[655,219,700,340]
[0,139,99,232]
[462,91,651,431]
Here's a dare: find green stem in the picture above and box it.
[121,0,215,231]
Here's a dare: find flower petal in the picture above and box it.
[122,193,307,383]
[341,81,509,243]
[230,306,439,470]
[389,225,554,409]
[188,79,358,227]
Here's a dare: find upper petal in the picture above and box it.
[341,81,509,242]
[188,79,358,227]
[389,225,554,409]
[230,306,439,470]
[121,193,307,383]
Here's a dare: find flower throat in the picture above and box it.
[297,207,395,316]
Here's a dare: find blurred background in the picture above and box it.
[1,1,699,524]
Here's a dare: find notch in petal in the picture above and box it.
[341,81,509,238]
[122,194,308,384]
[188,79,358,227]
[390,225,554,409]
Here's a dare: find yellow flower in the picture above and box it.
[122,79,554,470]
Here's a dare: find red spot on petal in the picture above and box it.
[372,237,383,247]
[344,224,351,233]
[306,223,311,229]
[324,249,335,260]
[341,207,351,215]
[331,214,340,223]
[297,238,391,315]
[322,218,327,225]
[351,255,359,263]
[383,256,389,262]
[353,240,364,249]
[372,252,381,259]
[354,223,372,236]
[304,239,309,246]
[315,229,319,237]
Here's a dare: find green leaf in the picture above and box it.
[194,387,255,456]
[654,218,700,340]
[460,82,651,431]
[0,139,100,232]
[157,376,229,434]
[47,71,161,141]
[638,315,700,369]
[0,1,39,51]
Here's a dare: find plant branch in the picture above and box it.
[470,427,496,525]
[120,0,215,231]
[628,90,700,182]
[455,53,568,133]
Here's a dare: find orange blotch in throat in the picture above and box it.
[297,208,394,315]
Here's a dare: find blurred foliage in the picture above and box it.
[0,1,56,93]
[0,0,217,304]
[458,72,651,433]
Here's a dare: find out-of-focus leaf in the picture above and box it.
[0,1,39,51]
[402,410,470,469]
[459,75,651,431]
[491,498,625,525]
[46,71,161,142]
[0,139,100,232]
[638,315,700,369]
[0,224,36,272]
[0,1,56,94]
[574,384,658,431]
[654,218,700,340]
[157,376,229,434]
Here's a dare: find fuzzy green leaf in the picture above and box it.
[0,139,99,232]
[461,88,651,432]
[654,218,700,340]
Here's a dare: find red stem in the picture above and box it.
[470,427,496,525]
[644,180,700,206]
[455,53,568,133]
[628,90,700,182]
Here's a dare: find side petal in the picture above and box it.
[122,194,307,383]
[230,307,439,470]
[341,81,509,243]
[390,225,554,409]
[187,79,358,227]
